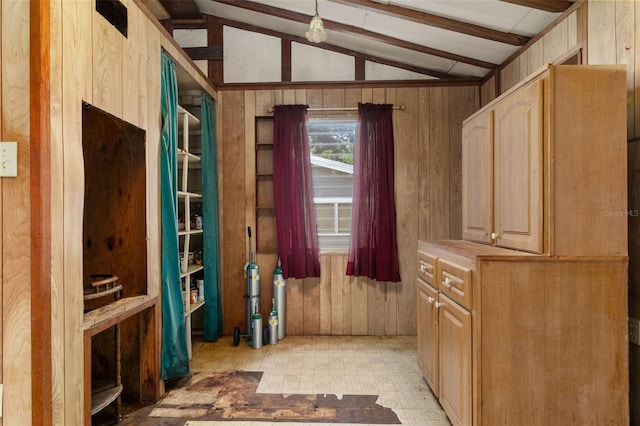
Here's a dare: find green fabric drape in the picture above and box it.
[160,50,189,379]
[201,94,223,340]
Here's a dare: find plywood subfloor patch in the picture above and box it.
[120,370,400,424]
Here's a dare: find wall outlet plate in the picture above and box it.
[629,317,640,346]
[0,142,17,177]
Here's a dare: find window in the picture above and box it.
[308,118,357,250]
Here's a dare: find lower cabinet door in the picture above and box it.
[438,293,472,426]
[417,279,439,395]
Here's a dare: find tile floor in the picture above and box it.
[181,334,450,426]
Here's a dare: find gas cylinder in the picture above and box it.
[252,310,262,349]
[268,300,278,345]
[273,259,286,340]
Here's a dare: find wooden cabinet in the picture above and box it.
[177,105,205,360]
[462,64,627,256]
[417,240,628,426]
[417,250,472,426]
[423,64,629,426]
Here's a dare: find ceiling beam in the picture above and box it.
[208,0,497,69]
[329,0,530,46]
[218,16,475,80]
[158,0,202,20]
[499,0,574,13]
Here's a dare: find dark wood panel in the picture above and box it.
[256,209,277,253]
[220,91,247,335]
[256,147,273,176]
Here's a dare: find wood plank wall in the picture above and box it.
[219,86,478,337]
[0,0,217,424]
[2,0,32,423]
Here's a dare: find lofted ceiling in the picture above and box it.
[145,0,578,82]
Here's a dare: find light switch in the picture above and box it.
[0,142,17,177]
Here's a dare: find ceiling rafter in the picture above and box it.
[328,0,530,46]
[207,0,497,70]
[215,16,472,80]
[158,0,202,20]
[499,0,574,13]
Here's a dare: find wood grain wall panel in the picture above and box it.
[273,90,283,107]
[121,0,140,126]
[567,11,578,49]
[255,90,273,117]
[588,0,617,65]
[2,0,32,421]
[330,254,346,335]
[344,88,362,107]
[282,89,296,105]
[245,91,256,248]
[322,89,344,107]
[372,88,386,103]
[525,40,543,76]
[361,88,373,104]
[383,88,398,337]
[306,89,323,108]
[350,277,368,335]
[480,76,496,108]
[367,281,386,335]
[449,86,478,240]
[543,19,569,64]
[60,0,93,422]
[303,278,321,335]
[417,88,431,245]
[428,87,450,241]
[295,89,307,105]
[319,254,332,335]
[629,141,640,424]
[500,60,520,94]
[49,0,65,422]
[394,87,420,335]
[220,91,247,335]
[92,8,123,118]
[286,278,304,335]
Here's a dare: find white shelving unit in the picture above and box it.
[177,104,205,360]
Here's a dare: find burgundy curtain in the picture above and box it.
[346,103,401,282]
[273,105,321,279]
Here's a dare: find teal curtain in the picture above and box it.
[160,50,189,379]
[201,94,223,340]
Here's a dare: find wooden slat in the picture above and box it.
[350,276,368,335]
[255,90,273,116]
[282,89,296,104]
[303,277,320,335]
[418,88,431,241]
[3,0,33,423]
[92,3,123,117]
[543,18,569,64]
[322,88,344,108]
[383,88,398,336]
[306,89,323,108]
[587,0,616,64]
[286,278,304,335]
[395,87,420,334]
[330,254,346,335]
[344,88,362,107]
[319,254,332,335]
[615,0,635,140]
[367,280,386,335]
[122,0,140,126]
[429,87,451,240]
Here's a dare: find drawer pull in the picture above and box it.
[443,277,452,288]
[420,264,427,272]
[435,301,443,308]
[427,296,435,304]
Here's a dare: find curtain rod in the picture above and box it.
[268,105,405,113]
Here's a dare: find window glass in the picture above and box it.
[308,118,357,251]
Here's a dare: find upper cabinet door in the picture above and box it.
[462,110,493,244]
[493,80,543,253]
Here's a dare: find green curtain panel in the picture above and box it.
[201,94,223,340]
[160,50,189,379]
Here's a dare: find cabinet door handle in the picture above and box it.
[491,232,499,241]
[420,264,426,272]
[427,296,435,304]
[443,277,452,288]
[435,301,443,308]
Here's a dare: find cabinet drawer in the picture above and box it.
[418,251,437,287]
[437,259,472,310]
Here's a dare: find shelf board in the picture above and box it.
[178,105,200,131]
[177,191,202,199]
[177,149,201,162]
[187,300,205,316]
[91,381,123,415]
[180,264,204,277]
